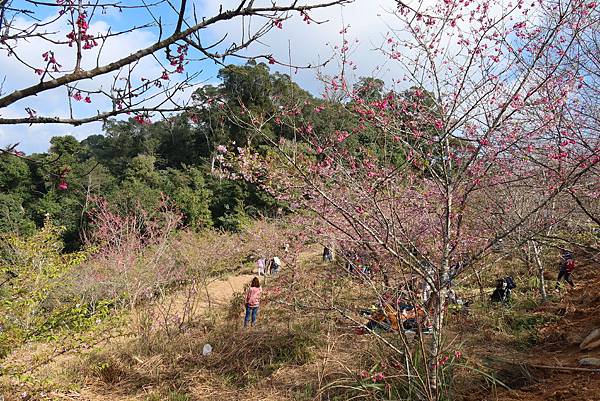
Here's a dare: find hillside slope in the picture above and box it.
[492,257,600,401]
[2,247,599,401]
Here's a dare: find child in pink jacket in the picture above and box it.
[244,277,262,327]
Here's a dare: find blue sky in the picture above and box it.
[0,0,420,154]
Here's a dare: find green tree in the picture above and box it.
[112,154,163,213]
[83,120,158,176]
[24,136,117,249]
[0,217,88,355]
[151,115,201,169]
[162,167,213,229]
[0,155,35,235]
[0,154,32,196]
[207,179,250,232]
[0,194,35,235]
[353,77,385,102]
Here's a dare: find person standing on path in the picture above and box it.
[555,249,575,290]
[244,277,262,327]
[257,257,266,276]
[271,256,281,275]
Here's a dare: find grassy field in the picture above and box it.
[1,240,599,401]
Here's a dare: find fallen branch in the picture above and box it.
[490,356,600,373]
[526,363,600,373]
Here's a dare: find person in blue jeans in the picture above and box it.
[244,277,262,327]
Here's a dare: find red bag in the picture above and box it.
[566,259,575,273]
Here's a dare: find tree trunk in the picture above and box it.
[428,288,447,401]
[474,268,485,302]
[203,276,212,310]
[531,241,547,301]
[430,149,452,400]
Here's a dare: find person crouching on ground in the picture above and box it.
[244,277,262,327]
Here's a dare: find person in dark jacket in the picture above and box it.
[555,249,575,289]
[490,276,516,303]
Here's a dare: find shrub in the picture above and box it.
[0,217,89,356]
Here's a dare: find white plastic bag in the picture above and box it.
[202,343,212,356]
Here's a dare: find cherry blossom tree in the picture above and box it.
[218,0,600,398]
[562,3,600,226]
[0,0,351,127]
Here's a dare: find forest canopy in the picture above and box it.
[0,62,400,249]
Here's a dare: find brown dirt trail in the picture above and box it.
[486,258,600,401]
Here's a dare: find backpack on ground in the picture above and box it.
[504,276,516,290]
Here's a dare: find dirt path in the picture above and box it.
[199,273,256,307]
[490,258,600,401]
[153,272,257,332]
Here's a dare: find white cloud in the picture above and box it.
[0,121,103,154]
[193,0,402,94]
[1,1,406,153]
